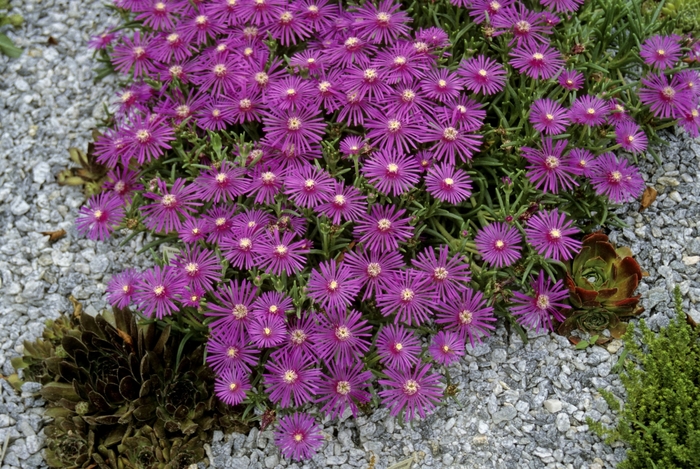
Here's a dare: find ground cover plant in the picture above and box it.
[25,0,700,464]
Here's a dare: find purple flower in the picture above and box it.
[134,265,187,319]
[76,192,125,241]
[521,137,578,194]
[275,413,324,461]
[524,209,582,261]
[640,35,682,70]
[254,230,309,276]
[558,69,584,90]
[376,324,421,371]
[206,325,260,374]
[317,361,373,419]
[252,291,294,318]
[284,165,333,208]
[445,95,487,131]
[268,6,313,46]
[269,75,316,111]
[353,0,412,44]
[421,68,464,102]
[124,114,174,165]
[214,366,251,406]
[425,163,472,204]
[151,32,195,63]
[378,364,443,420]
[315,309,372,367]
[343,248,405,300]
[94,129,129,168]
[308,260,362,313]
[529,98,570,135]
[429,331,465,365]
[362,149,421,196]
[510,270,569,332]
[264,353,321,408]
[590,153,645,204]
[468,0,514,24]
[365,113,424,155]
[205,279,258,333]
[639,73,693,119]
[178,12,225,44]
[140,178,202,233]
[343,66,393,101]
[315,181,369,224]
[492,4,552,47]
[615,121,648,154]
[249,314,287,349]
[679,107,700,138]
[182,287,205,308]
[459,55,507,95]
[134,0,181,31]
[376,41,426,84]
[273,313,319,361]
[178,216,209,244]
[539,0,584,12]
[112,31,154,77]
[172,246,221,291]
[88,27,118,50]
[106,269,140,309]
[435,288,496,347]
[103,166,143,203]
[509,42,563,80]
[376,269,434,326]
[607,98,633,125]
[677,70,700,98]
[324,34,377,68]
[412,245,471,301]
[195,161,247,203]
[247,163,284,205]
[475,222,523,268]
[566,148,598,178]
[570,95,609,126]
[263,106,326,154]
[425,114,482,165]
[354,205,414,253]
[197,97,236,131]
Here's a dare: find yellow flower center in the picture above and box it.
[122,284,130,293]
[328,280,339,291]
[545,156,559,169]
[434,267,449,280]
[239,238,252,249]
[254,72,269,86]
[275,244,288,256]
[135,129,150,143]
[387,163,399,174]
[232,304,248,319]
[283,370,298,384]
[388,119,402,133]
[195,15,207,25]
[229,382,237,391]
[261,171,276,184]
[153,285,165,297]
[133,46,145,58]
[167,33,179,43]
[376,12,391,24]
[185,262,198,274]
[403,379,420,396]
[227,347,238,358]
[394,56,407,66]
[364,68,378,81]
[443,177,455,187]
[609,170,622,182]
[367,262,381,277]
[377,218,392,231]
[438,79,448,88]
[161,194,177,207]
[401,288,415,302]
[336,380,351,395]
[459,309,473,324]
[333,194,346,206]
[549,228,561,239]
[532,52,544,61]
[318,81,331,93]
[279,11,293,23]
[335,326,351,340]
[287,117,302,130]
[536,294,550,310]
[494,239,505,250]
[443,127,458,141]
[478,69,488,77]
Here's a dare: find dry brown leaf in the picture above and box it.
[40,228,66,244]
[68,295,82,318]
[116,328,133,346]
[640,187,657,211]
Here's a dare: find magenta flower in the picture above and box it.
[249,314,287,349]
[354,205,414,252]
[343,249,405,300]
[76,192,125,241]
[284,165,333,208]
[203,205,236,244]
[88,27,118,50]
[178,216,209,244]
[607,98,633,125]
[521,137,578,194]
[590,153,645,204]
[679,107,700,138]
[376,41,425,84]
[362,148,421,196]
[378,364,443,420]
[385,82,432,118]
[524,209,582,261]
[435,288,497,347]
[317,361,373,419]
[558,69,584,90]
[172,246,221,291]
[640,35,682,70]
[566,148,598,178]
[206,326,260,374]
[376,269,434,326]
[247,163,284,205]
[376,324,421,371]
[269,75,315,111]
[425,163,472,204]
[315,309,372,367]
[268,7,312,46]
[94,129,129,168]
[264,353,322,408]
[307,260,362,313]
[273,313,319,361]
[134,265,187,319]
[475,222,523,268]
[214,366,251,406]
[365,113,424,154]
[492,4,552,47]
[263,106,326,154]
[205,279,258,333]
[539,0,584,12]
[353,0,412,44]
[615,121,648,154]
[134,0,181,31]
[570,95,609,126]
[429,331,465,366]
[106,269,140,309]
[509,42,563,80]
[275,413,324,461]
[639,73,693,119]
[677,70,700,98]
[112,31,154,77]
[529,98,570,135]
[468,0,514,23]
[196,97,236,131]
[252,291,294,318]
[511,270,569,332]
[140,178,201,233]
[445,95,487,131]
[425,115,482,165]
[125,113,174,165]
[325,34,377,68]
[459,55,507,95]
[413,245,471,301]
[254,230,309,275]
[343,66,393,101]
[421,68,464,102]
[103,166,143,204]
[194,161,247,203]
[182,287,205,308]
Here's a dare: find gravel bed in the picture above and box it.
[1,0,699,468]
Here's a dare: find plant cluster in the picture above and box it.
[54,0,700,462]
[589,286,700,469]
[12,307,241,469]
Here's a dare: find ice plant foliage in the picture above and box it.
[78,0,700,461]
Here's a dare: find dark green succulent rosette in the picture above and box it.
[558,232,644,344]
